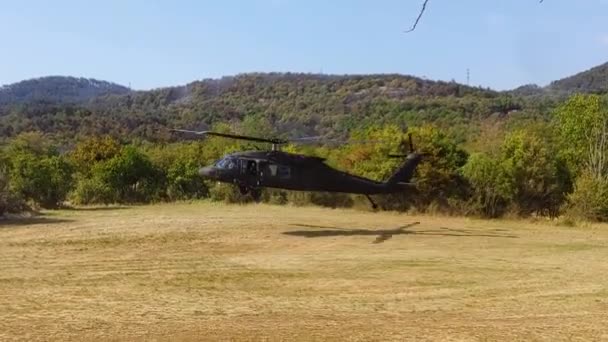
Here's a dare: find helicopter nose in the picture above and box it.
[198,167,215,178]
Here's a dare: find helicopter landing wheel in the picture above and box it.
[365,194,379,211]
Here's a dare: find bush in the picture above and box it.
[564,173,608,222]
[0,166,28,215]
[462,153,515,218]
[70,177,115,205]
[165,159,208,201]
[9,152,74,209]
[208,182,249,203]
[407,125,469,211]
[84,146,165,204]
[500,130,570,217]
[264,189,288,205]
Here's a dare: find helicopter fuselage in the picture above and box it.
[199,150,411,195]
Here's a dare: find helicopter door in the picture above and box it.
[243,159,260,186]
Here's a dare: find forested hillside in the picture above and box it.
[0,73,539,143]
[2,61,607,144]
[509,62,608,98]
[548,62,608,94]
[0,76,130,107]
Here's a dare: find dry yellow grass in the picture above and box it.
[1,202,608,341]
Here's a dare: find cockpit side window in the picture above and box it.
[215,157,237,170]
[215,158,227,169]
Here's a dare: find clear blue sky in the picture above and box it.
[1,0,607,90]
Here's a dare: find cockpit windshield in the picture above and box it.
[215,157,237,170]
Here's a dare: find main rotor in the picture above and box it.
[171,129,417,155]
[171,129,321,151]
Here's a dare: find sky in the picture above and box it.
[1,0,607,90]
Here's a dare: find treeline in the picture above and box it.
[1,94,608,222]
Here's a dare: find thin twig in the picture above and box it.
[405,0,430,33]
[406,0,545,33]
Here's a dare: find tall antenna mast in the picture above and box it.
[466,68,470,86]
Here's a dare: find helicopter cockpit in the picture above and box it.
[213,157,259,177]
[214,157,238,170]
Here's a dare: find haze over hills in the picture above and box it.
[0,61,606,142]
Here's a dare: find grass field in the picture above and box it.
[1,202,608,341]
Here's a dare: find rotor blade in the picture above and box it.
[288,136,400,146]
[171,129,287,144]
[170,129,207,135]
[288,136,324,142]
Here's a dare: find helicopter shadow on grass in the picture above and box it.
[283,222,518,244]
[0,216,73,227]
[61,206,131,212]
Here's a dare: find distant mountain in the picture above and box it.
[3,61,607,141]
[547,62,608,94]
[0,76,130,106]
[0,72,508,140]
[508,62,608,98]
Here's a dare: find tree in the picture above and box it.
[565,172,608,222]
[9,151,74,209]
[89,146,164,203]
[69,136,121,175]
[462,153,515,218]
[555,94,608,220]
[165,158,207,200]
[500,129,570,217]
[337,125,407,182]
[555,94,608,179]
[0,155,14,215]
[407,125,469,210]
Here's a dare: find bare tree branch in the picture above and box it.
[406,0,545,33]
[405,0,430,33]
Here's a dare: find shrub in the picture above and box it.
[9,152,74,209]
[208,182,249,204]
[86,146,165,204]
[564,173,608,222]
[165,159,208,201]
[462,153,515,218]
[70,177,115,205]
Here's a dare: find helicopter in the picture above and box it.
[172,129,423,209]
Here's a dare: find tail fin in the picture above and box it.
[386,153,422,185]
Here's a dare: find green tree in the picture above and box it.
[9,151,74,208]
[462,153,515,218]
[337,124,406,182]
[89,146,164,204]
[407,125,469,211]
[555,94,608,178]
[69,136,121,175]
[565,172,608,222]
[165,159,207,200]
[554,94,608,220]
[0,156,13,215]
[500,129,570,217]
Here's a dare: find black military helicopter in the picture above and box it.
[172,129,423,209]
